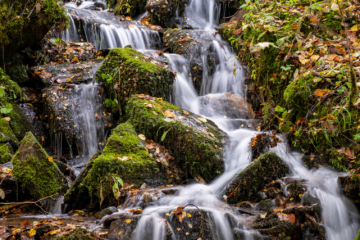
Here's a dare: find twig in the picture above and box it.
[0,193,59,205]
[183,204,204,238]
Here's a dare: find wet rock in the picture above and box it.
[163,29,217,93]
[251,213,296,239]
[40,79,112,156]
[94,2,106,10]
[6,104,32,141]
[339,174,360,202]
[95,47,174,112]
[4,54,29,84]
[146,0,179,28]
[11,132,67,200]
[127,94,227,182]
[17,103,47,143]
[0,143,13,164]
[198,93,255,119]
[233,228,264,240]
[0,119,19,149]
[225,152,289,204]
[30,59,103,86]
[95,206,118,219]
[255,199,275,211]
[64,151,100,211]
[107,214,140,240]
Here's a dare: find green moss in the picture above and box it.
[0,118,19,148]
[12,132,66,200]
[0,68,22,101]
[225,152,289,204]
[5,104,32,140]
[76,122,162,205]
[95,47,174,115]
[355,229,360,240]
[0,0,69,54]
[6,64,29,85]
[112,0,148,18]
[0,142,13,164]
[146,0,179,27]
[126,95,225,182]
[45,229,96,240]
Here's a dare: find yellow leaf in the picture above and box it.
[177,227,181,231]
[67,77,71,82]
[290,198,294,201]
[164,109,175,118]
[187,213,192,218]
[299,194,303,198]
[351,25,359,32]
[299,58,310,65]
[198,118,207,123]
[48,156,53,162]
[29,229,36,236]
[310,55,320,61]
[124,219,133,223]
[118,231,122,235]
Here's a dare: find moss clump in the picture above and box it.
[65,122,163,208]
[12,132,66,200]
[5,104,32,140]
[0,119,19,148]
[44,229,96,240]
[0,68,22,101]
[95,47,174,114]
[0,142,13,164]
[225,152,289,204]
[127,95,225,182]
[0,0,68,54]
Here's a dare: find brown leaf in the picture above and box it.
[233,28,242,35]
[95,113,99,118]
[327,54,337,61]
[164,109,175,118]
[40,71,52,79]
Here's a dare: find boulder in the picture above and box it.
[95,206,118,219]
[225,152,289,204]
[0,143,13,164]
[0,119,19,149]
[12,132,67,200]
[95,47,175,112]
[198,93,255,119]
[146,0,179,28]
[64,122,172,209]
[43,228,96,240]
[339,175,360,203]
[5,104,32,141]
[127,94,226,182]
[30,59,103,86]
[0,68,23,100]
[114,0,148,18]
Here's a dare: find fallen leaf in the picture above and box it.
[164,109,175,118]
[138,134,146,140]
[2,117,10,121]
[124,219,133,223]
[95,113,99,118]
[198,118,207,123]
[48,156,54,162]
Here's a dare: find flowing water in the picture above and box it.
[51,0,360,239]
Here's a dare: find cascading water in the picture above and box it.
[61,5,161,50]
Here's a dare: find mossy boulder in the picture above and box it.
[5,104,32,141]
[12,132,67,200]
[64,122,167,209]
[127,95,226,182]
[225,152,289,204]
[0,0,68,55]
[95,47,174,113]
[339,175,360,203]
[0,119,19,149]
[113,0,148,18]
[146,0,179,28]
[44,228,96,240]
[0,142,13,164]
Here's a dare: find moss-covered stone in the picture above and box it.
[127,95,226,182]
[5,104,32,141]
[0,68,22,101]
[0,142,13,164]
[146,0,179,28]
[0,119,19,149]
[225,152,289,204]
[95,47,174,114]
[0,0,68,55]
[113,0,148,18]
[12,132,67,200]
[65,122,167,209]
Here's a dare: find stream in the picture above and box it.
[3,0,359,239]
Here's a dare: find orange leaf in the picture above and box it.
[233,28,242,35]
[327,54,337,61]
[95,113,99,118]
[164,109,175,118]
[309,17,317,22]
[314,89,333,97]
